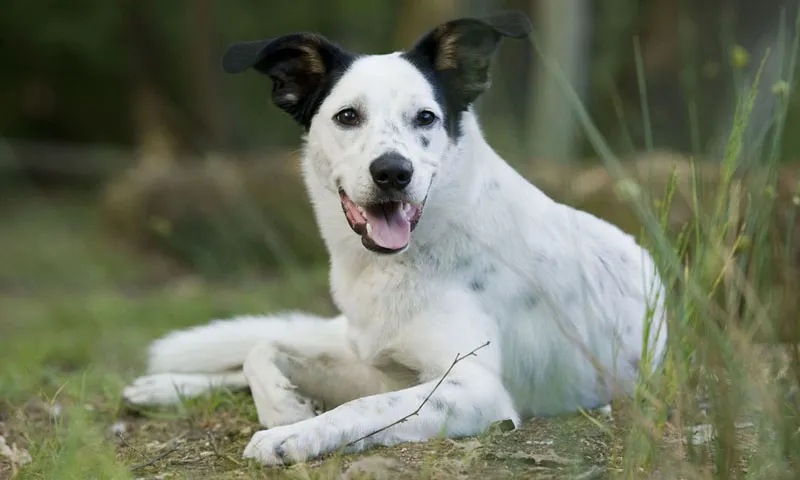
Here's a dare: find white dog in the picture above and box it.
[122,11,668,466]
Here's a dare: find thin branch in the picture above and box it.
[116,432,145,458]
[346,340,491,447]
[207,431,243,467]
[129,444,179,471]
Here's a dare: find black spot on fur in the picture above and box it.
[455,256,473,270]
[470,277,486,292]
[429,397,448,413]
[419,136,430,148]
[275,441,292,462]
[222,33,357,130]
[417,244,442,269]
[446,379,463,388]
[522,294,539,309]
[400,11,531,138]
[599,256,612,273]
[468,263,497,292]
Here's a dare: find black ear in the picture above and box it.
[403,11,531,117]
[222,33,355,128]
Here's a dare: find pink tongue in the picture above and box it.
[364,204,411,250]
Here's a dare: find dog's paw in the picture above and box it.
[243,422,326,466]
[122,373,205,406]
[257,399,317,429]
[251,384,317,429]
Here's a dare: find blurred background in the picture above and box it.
[1,0,798,281]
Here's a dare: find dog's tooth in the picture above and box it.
[366,223,373,236]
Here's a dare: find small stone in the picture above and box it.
[110,421,127,436]
[448,438,482,452]
[487,418,516,434]
[526,439,554,446]
[690,424,714,445]
[343,456,407,480]
[0,435,32,468]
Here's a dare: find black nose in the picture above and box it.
[369,153,414,191]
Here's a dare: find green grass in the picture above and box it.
[2,12,800,477]
[1,195,625,479]
[531,9,800,479]
[0,195,334,478]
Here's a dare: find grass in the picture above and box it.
[1,168,795,480]
[0,194,632,479]
[530,8,800,480]
[2,12,800,479]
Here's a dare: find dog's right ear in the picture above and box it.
[222,33,354,128]
[404,11,532,115]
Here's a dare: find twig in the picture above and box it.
[116,432,145,458]
[207,431,243,467]
[129,444,179,471]
[346,340,490,447]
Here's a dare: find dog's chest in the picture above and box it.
[330,260,434,332]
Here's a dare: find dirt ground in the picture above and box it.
[0,195,773,480]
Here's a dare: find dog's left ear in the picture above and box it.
[405,11,532,112]
[221,33,354,128]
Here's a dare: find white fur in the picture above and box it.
[123,52,668,466]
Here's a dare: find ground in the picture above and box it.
[0,193,761,479]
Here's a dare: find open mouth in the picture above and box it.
[339,189,424,254]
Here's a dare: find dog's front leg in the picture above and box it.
[242,364,518,466]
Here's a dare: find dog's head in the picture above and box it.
[223,12,531,254]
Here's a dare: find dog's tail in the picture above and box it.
[145,312,337,374]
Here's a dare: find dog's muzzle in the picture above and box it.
[339,189,425,254]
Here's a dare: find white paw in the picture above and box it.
[122,374,205,406]
[243,421,328,466]
[249,379,317,428]
[256,395,317,429]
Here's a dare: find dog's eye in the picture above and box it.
[415,110,437,127]
[334,108,361,127]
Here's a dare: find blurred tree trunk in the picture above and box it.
[102,0,177,227]
[187,0,227,152]
[527,0,590,162]
[125,0,176,168]
[392,0,457,49]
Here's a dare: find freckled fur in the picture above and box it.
[122,11,668,467]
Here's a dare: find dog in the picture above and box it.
[122,11,668,466]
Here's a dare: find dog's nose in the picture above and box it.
[369,153,414,191]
